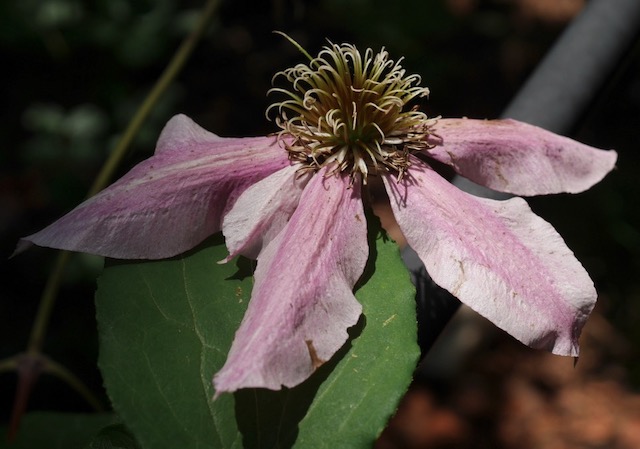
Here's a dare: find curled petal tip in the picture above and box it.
[154,114,223,154]
[10,239,33,259]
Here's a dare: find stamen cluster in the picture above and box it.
[268,41,437,183]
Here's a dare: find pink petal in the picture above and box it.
[427,118,617,196]
[214,168,368,395]
[384,157,597,356]
[221,164,311,261]
[17,115,290,259]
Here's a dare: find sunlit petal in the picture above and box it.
[384,157,596,356]
[427,118,617,195]
[214,167,368,394]
[17,115,290,259]
[222,164,312,261]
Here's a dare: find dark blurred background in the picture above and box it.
[1,0,639,447]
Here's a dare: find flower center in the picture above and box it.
[268,39,437,183]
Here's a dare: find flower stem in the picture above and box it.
[26,0,220,356]
[17,0,220,414]
[88,0,221,197]
[44,357,106,412]
[26,251,72,353]
[0,356,18,373]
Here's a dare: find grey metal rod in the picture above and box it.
[502,0,640,132]
[410,0,640,357]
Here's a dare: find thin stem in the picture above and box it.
[0,356,18,373]
[274,31,314,62]
[27,251,71,353]
[45,357,105,412]
[25,0,220,356]
[88,0,221,197]
[14,1,221,427]
[8,354,43,441]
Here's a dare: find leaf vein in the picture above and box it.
[181,259,223,448]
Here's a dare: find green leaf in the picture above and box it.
[96,233,418,449]
[85,423,142,449]
[296,235,419,447]
[0,412,116,449]
[97,234,246,449]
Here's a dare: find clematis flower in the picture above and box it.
[17,40,617,396]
